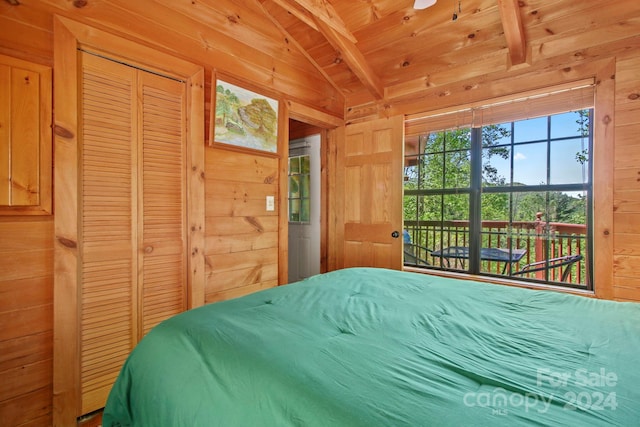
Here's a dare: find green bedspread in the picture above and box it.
[103,268,640,426]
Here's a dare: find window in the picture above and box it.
[288,155,311,223]
[403,87,594,290]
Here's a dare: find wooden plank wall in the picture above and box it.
[0,2,334,425]
[204,148,280,302]
[613,55,640,301]
[0,2,639,427]
[0,8,55,425]
[0,218,53,426]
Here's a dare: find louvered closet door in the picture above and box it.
[137,72,187,337]
[80,53,137,413]
[79,52,187,413]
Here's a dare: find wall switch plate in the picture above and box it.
[266,195,275,211]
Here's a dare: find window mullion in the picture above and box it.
[469,127,483,274]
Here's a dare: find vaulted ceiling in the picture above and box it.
[255,0,639,115]
[2,0,639,122]
[259,0,526,104]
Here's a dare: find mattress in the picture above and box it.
[103,267,640,426]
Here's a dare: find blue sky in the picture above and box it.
[485,111,589,190]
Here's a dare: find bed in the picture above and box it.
[103,267,640,426]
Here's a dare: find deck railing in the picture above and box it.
[404,213,588,286]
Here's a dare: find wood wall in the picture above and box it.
[0,2,338,425]
[0,2,639,427]
[613,55,640,301]
[0,218,53,426]
[204,148,280,302]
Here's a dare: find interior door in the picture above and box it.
[337,115,404,269]
[288,135,321,282]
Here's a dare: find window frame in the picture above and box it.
[405,83,613,298]
[404,111,594,290]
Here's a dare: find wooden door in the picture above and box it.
[336,115,404,269]
[137,71,187,338]
[53,19,205,425]
[79,53,137,412]
[78,52,188,413]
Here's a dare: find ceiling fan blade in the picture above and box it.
[414,0,437,9]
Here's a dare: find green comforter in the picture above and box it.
[103,268,640,426]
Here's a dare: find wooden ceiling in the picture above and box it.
[258,0,640,116]
[260,0,525,104]
[2,0,639,121]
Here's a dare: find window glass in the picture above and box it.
[512,142,548,186]
[404,110,592,290]
[288,155,310,223]
[514,116,547,142]
[550,138,589,185]
[551,111,587,139]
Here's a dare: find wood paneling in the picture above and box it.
[613,55,640,301]
[0,218,53,427]
[0,0,639,425]
[0,0,343,117]
[204,147,279,302]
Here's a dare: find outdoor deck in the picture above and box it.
[404,214,587,286]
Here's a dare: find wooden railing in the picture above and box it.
[404,213,587,286]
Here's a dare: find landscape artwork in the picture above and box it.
[214,80,279,153]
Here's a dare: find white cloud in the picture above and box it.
[514,152,526,161]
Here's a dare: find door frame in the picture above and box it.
[53,16,205,425]
[280,101,343,283]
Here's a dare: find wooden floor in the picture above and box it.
[78,410,103,427]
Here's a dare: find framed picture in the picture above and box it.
[212,78,279,153]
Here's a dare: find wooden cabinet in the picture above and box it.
[0,54,51,214]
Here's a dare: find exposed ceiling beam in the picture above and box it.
[254,0,344,96]
[267,0,319,32]
[286,0,357,43]
[313,17,384,100]
[497,0,527,65]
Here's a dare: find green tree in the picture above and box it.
[404,125,511,223]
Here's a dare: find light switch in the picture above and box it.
[266,195,275,211]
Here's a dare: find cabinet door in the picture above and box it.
[0,54,52,214]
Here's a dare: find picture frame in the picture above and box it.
[211,77,279,153]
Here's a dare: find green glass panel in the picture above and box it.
[301,199,310,222]
[289,199,300,222]
[289,157,300,174]
[301,155,310,174]
[300,175,309,198]
[289,176,300,198]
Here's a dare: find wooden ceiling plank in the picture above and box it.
[313,17,384,100]
[266,0,319,31]
[253,0,344,96]
[286,0,357,43]
[497,0,527,65]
